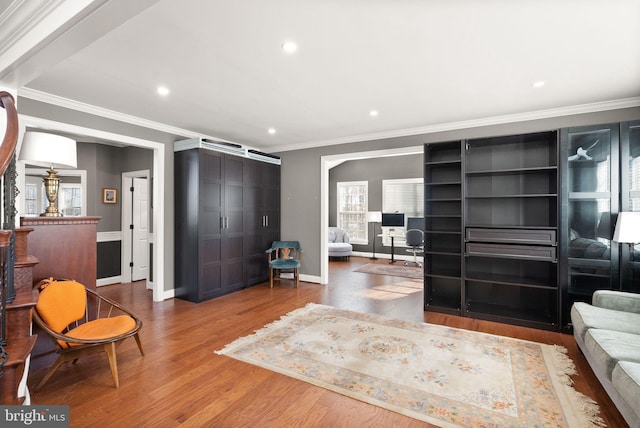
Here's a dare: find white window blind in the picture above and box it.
[382,178,424,218]
[381,179,423,245]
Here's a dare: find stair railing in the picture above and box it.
[0,91,20,403]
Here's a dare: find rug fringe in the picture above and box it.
[215,302,321,355]
[549,345,606,428]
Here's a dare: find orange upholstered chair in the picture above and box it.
[32,279,144,390]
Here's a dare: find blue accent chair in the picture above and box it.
[266,241,303,288]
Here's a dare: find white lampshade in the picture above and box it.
[366,211,382,223]
[613,212,640,244]
[19,131,77,169]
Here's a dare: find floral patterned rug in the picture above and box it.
[216,303,603,427]
[355,262,423,279]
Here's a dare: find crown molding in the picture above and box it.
[270,97,640,153]
[18,86,640,154]
[19,87,206,139]
[20,86,249,148]
[0,0,66,54]
[0,0,99,74]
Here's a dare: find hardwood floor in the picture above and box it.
[29,257,627,427]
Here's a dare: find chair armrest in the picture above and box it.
[592,290,640,314]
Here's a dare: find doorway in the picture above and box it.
[122,170,150,287]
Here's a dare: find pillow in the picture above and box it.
[328,229,336,242]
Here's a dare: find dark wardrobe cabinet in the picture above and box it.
[174,142,280,302]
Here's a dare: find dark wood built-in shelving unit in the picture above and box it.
[425,131,561,330]
[423,141,464,315]
[425,122,640,331]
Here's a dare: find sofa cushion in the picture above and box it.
[593,290,640,313]
[584,329,640,378]
[571,302,640,343]
[612,361,640,422]
[612,361,640,419]
[328,229,337,243]
[328,243,352,255]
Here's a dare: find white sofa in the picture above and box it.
[328,227,352,260]
[570,290,640,427]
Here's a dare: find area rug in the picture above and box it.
[355,262,423,279]
[216,303,603,427]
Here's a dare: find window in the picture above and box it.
[337,181,368,244]
[381,178,424,245]
[59,183,83,216]
[24,183,38,216]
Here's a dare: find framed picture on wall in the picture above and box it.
[102,188,117,204]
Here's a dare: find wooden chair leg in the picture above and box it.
[294,268,299,288]
[35,354,69,391]
[269,268,274,288]
[104,342,119,388]
[134,333,144,356]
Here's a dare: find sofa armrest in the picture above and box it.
[592,290,640,314]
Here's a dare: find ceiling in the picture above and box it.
[2,0,640,152]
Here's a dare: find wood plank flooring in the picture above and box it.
[28,257,627,427]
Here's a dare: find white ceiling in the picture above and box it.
[2,0,640,152]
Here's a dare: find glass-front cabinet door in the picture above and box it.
[561,124,619,328]
[621,120,640,292]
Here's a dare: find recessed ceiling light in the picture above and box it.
[268,128,276,135]
[157,86,170,96]
[369,110,379,117]
[281,41,297,53]
[532,81,545,88]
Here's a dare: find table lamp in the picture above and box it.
[367,211,382,260]
[19,131,77,217]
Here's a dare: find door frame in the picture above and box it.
[17,114,167,302]
[122,170,151,287]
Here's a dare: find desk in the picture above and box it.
[378,233,405,263]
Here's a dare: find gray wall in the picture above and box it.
[77,143,153,232]
[277,107,640,277]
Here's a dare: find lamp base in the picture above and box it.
[41,169,63,217]
[40,209,63,217]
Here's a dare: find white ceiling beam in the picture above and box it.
[0,0,160,87]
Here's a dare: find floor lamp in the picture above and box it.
[367,211,382,260]
[613,211,640,261]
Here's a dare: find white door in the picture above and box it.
[132,177,149,281]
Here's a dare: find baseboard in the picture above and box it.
[351,251,423,263]
[161,288,175,300]
[97,276,122,287]
[300,274,322,284]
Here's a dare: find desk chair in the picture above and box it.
[404,229,424,267]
